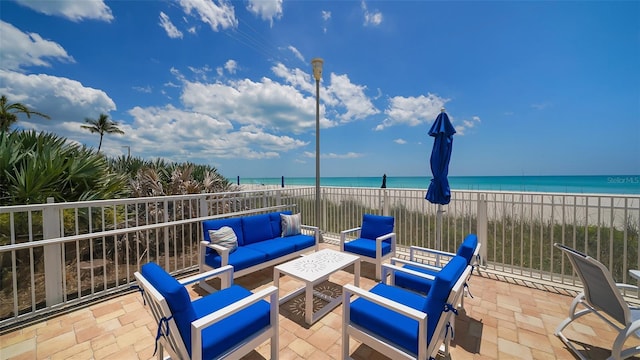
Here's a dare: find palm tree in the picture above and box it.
[0,95,51,132]
[81,113,124,152]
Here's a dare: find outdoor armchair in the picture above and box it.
[134,262,279,360]
[388,234,480,306]
[554,243,640,360]
[342,255,471,360]
[340,213,396,279]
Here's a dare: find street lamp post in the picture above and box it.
[121,145,130,157]
[311,58,323,229]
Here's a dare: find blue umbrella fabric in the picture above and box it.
[425,110,456,205]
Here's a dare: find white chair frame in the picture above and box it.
[135,265,279,360]
[342,265,472,360]
[340,226,396,280]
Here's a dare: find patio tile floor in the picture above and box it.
[2,243,640,359]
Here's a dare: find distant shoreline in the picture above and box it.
[232,175,640,195]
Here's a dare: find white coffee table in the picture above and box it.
[274,248,360,325]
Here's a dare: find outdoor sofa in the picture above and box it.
[200,210,319,289]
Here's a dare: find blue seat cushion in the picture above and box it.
[192,285,271,359]
[203,218,245,247]
[360,214,394,240]
[242,214,273,245]
[204,247,267,271]
[349,256,467,356]
[344,238,392,259]
[244,238,297,260]
[140,263,197,356]
[350,283,427,355]
[269,211,292,238]
[394,264,438,294]
[456,234,478,264]
[283,234,316,251]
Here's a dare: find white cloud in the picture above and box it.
[361,0,383,26]
[394,138,407,144]
[328,73,379,122]
[126,106,306,161]
[132,85,152,93]
[178,0,238,31]
[14,0,113,22]
[0,21,75,71]
[378,94,448,130]
[0,69,116,124]
[246,0,283,26]
[322,10,331,33]
[224,60,238,74]
[181,77,330,134]
[531,102,551,110]
[455,115,481,136]
[159,12,184,39]
[288,46,305,62]
[303,151,364,159]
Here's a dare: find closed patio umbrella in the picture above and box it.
[426,109,456,254]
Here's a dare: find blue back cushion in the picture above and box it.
[242,213,274,244]
[269,211,292,238]
[456,234,478,264]
[141,262,196,355]
[203,218,245,246]
[360,214,394,240]
[420,256,466,345]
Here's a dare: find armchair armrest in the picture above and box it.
[409,245,455,262]
[179,265,234,287]
[390,257,442,272]
[191,285,279,360]
[382,263,436,285]
[301,224,321,250]
[203,242,230,266]
[376,232,396,258]
[340,226,362,251]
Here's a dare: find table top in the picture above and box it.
[275,249,359,283]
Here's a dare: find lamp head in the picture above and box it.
[311,58,324,81]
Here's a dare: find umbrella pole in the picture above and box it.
[436,204,443,267]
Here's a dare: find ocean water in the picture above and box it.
[233,175,640,195]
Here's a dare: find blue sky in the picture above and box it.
[1,0,639,179]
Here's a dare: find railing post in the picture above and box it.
[199,195,209,218]
[43,197,63,306]
[383,189,389,216]
[164,200,170,270]
[477,194,488,266]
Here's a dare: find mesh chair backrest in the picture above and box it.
[556,244,630,326]
[360,214,394,240]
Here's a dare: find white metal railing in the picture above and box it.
[0,186,638,328]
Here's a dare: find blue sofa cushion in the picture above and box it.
[242,214,273,245]
[203,218,245,247]
[284,234,316,251]
[269,211,292,238]
[192,285,271,359]
[344,238,392,259]
[360,214,394,240]
[141,263,197,356]
[456,234,478,264]
[244,238,297,260]
[204,247,267,271]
